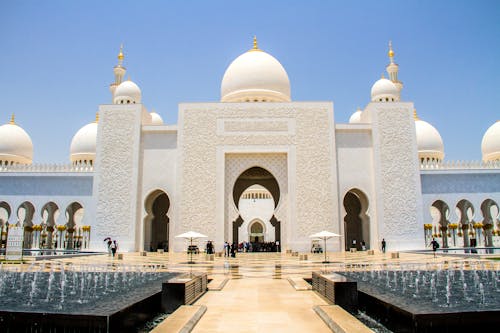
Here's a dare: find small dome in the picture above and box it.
[113,79,141,104]
[150,112,164,125]
[221,38,290,102]
[0,116,33,165]
[70,117,98,164]
[371,77,399,102]
[349,108,363,123]
[482,121,500,162]
[415,116,444,161]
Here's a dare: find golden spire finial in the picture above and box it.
[253,36,258,49]
[9,113,15,124]
[95,112,99,123]
[381,73,385,79]
[388,40,395,63]
[413,109,419,120]
[117,44,124,65]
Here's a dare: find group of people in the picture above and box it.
[351,239,368,251]
[223,242,237,257]
[205,240,214,254]
[104,237,118,257]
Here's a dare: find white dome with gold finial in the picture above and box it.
[482,121,500,162]
[0,115,33,165]
[414,110,444,161]
[371,75,400,102]
[221,37,291,102]
[113,79,142,104]
[70,114,98,164]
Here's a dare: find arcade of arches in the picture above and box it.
[428,198,499,248]
[0,200,88,250]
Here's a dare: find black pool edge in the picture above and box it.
[0,290,164,333]
[358,290,500,333]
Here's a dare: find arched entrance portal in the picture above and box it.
[232,167,281,250]
[249,220,265,243]
[144,190,170,251]
[343,189,370,251]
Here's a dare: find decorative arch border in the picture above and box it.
[224,153,288,243]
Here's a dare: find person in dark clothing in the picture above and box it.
[430,238,439,258]
[111,240,118,257]
[230,243,236,258]
[381,238,386,253]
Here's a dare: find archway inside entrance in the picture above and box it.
[249,220,265,243]
[343,189,370,251]
[144,190,170,251]
[232,167,281,250]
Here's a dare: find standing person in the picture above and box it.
[105,238,112,256]
[224,241,229,257]
[361,240,366,251]
[230,242,236,258]
[430,238,439,258]
[111,240,118,257]
[381,238,386,253]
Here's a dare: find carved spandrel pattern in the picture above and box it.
[376,108,420,239]
[95,109,139,238]
[180,103,338,244]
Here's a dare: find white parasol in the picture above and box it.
[175,231,208,263]
[310,230,341,263]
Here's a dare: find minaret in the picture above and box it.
[386,41,403,94]
[109,44,127,102]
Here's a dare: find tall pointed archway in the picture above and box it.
[343,189,370,251]
[144,190,170,251]
[232,167,281,248]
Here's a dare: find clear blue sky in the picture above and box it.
[1,0,499,163]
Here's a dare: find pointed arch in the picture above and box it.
[143,189,170,251]
[343,189,370,251]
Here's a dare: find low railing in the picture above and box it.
[420,160,500,170]
[0,162,93,173]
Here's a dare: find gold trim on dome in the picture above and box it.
[9,114,15,124]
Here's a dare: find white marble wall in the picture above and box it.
[91,104,146,251]
[364,102,424,251]
[177,102,338,252]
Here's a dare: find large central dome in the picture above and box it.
[221,38,291,102]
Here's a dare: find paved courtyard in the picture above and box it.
[2,250,499,332]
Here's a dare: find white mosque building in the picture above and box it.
[0,39,499,253]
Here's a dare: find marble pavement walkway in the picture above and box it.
[191,277,331,333]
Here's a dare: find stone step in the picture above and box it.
[287,276,312,290]
[150,305,206,333]
[207,276,229,291]
[313,305,374,333]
